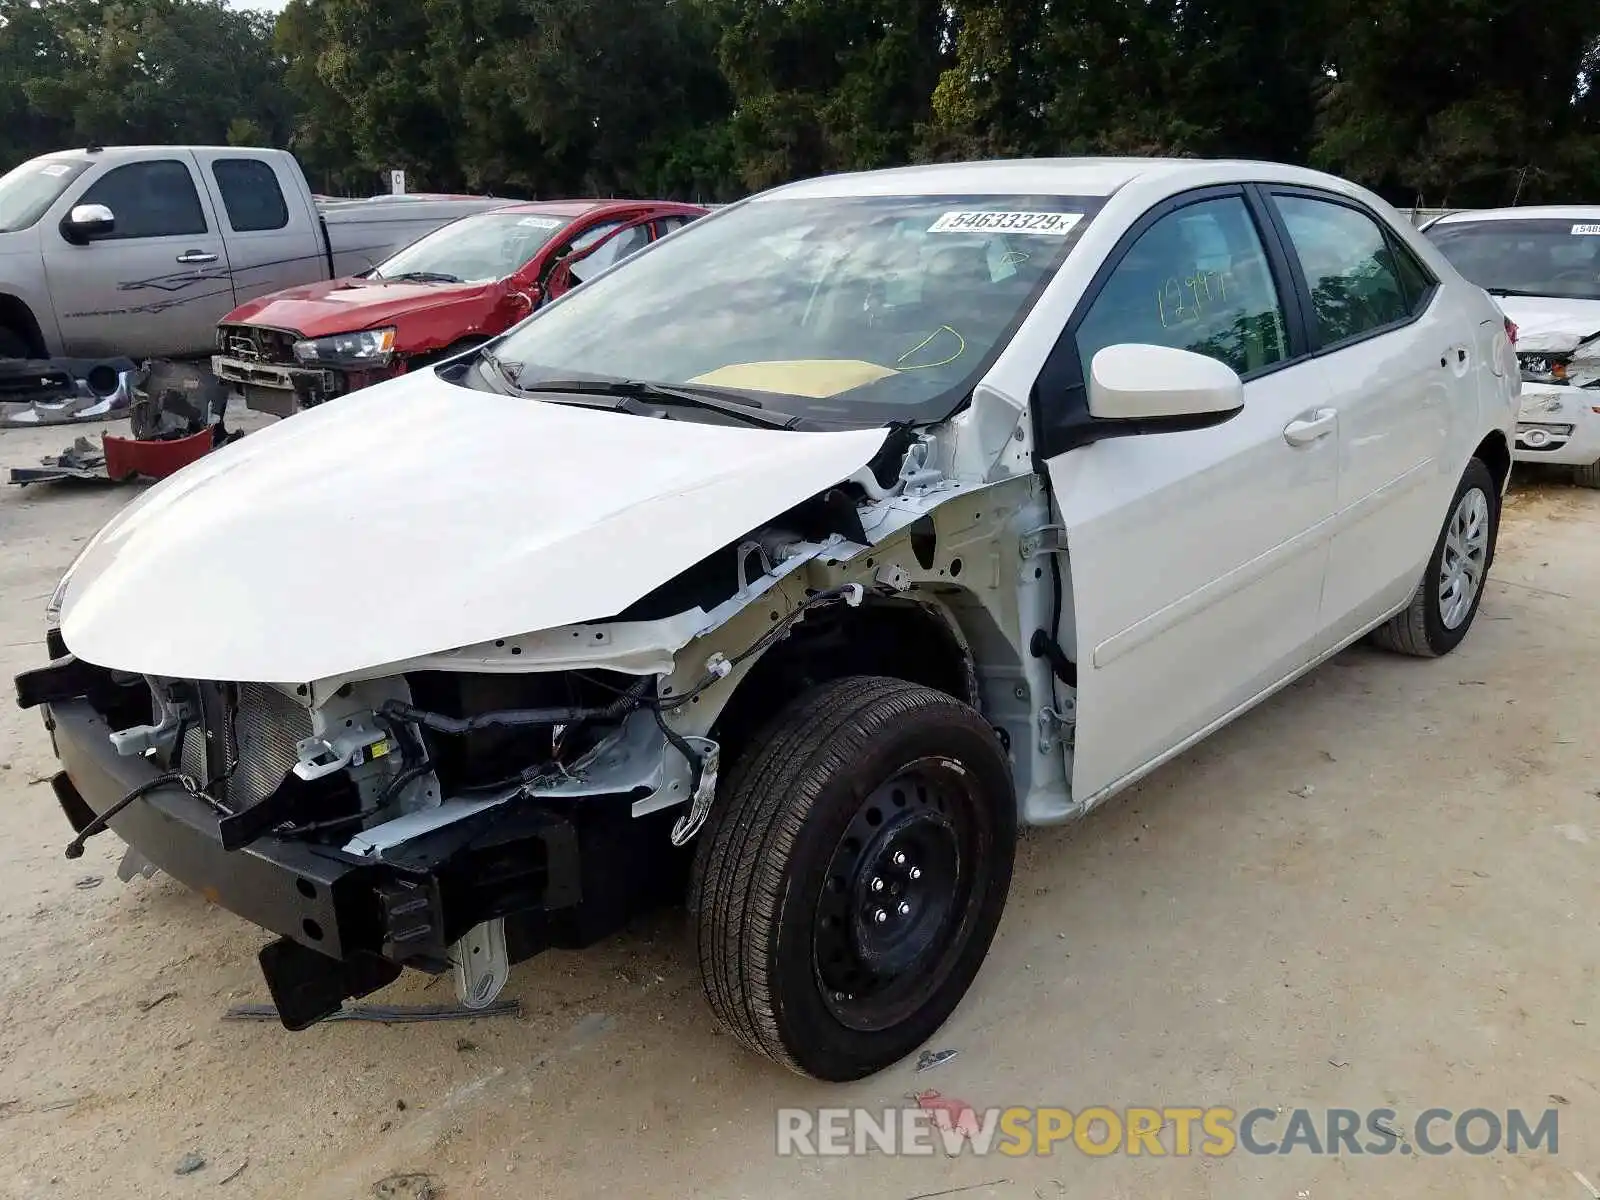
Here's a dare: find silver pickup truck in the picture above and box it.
[0,146,511,361]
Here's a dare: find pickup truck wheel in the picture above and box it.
[689,676,1015,1081]
[1370,457,1497,658]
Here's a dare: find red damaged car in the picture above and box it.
[212,198,706,416]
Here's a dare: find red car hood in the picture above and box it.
[223,277,500,337]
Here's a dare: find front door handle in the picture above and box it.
[176,250,218,265]
[1283,408,1337,447]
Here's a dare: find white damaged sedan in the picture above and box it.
[19,158,1517,1081]
[1424,206,1600,485]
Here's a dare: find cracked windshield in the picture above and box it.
[491,195,1094,421]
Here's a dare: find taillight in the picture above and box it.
[1504,316,1519,346]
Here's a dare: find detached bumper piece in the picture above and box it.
[8,427,226,487]
[8,359,237,488]
[33,688,677,1031]
[0,356,137,429]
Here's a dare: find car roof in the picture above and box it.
[756,157,1364,201]
[1429,205,1600,225]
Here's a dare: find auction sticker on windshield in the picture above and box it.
[519,217,562,229]
[929,211,1083,236]
[1571,223,1600,235]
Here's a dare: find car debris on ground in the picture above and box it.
[0,357,137,429]
[221,1000,520,1023]
[7,360,238,487]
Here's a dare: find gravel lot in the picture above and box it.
[1,415,1595,1200]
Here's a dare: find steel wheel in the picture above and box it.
[1438,486,1490,630]
[813,758,979,1033]
[690,676,1016,1081]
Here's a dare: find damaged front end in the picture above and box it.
[15,561,907,1029]
[17,371,1055,1032]
[16,657,737,1029]
[1510,324,1600,461]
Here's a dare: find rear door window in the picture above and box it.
[78,160,208,239]
[212,159,289,232]
[1273,196,1410,346]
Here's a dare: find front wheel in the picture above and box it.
[1371,457,1498,658]
[689,676,1016,1081]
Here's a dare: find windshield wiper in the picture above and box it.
[478,348,526,392]
[380,270,463,284]
[1484,287,1556,298]
[512,377,800,429]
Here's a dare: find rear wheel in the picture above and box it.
[689,676,1016,1081]
[1371,457,1497,658]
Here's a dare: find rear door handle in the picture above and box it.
[1283,408,1337,447]
[176,250,218,265]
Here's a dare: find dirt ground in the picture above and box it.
[0,414,1595,1200]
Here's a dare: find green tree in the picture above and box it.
[711,0,952,190]
[1314,0,1600,205]
[927,0,1327,163]
[4,0,291,158]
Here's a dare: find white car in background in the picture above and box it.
[22,158,1517,1082]
[1424,206,1600,485]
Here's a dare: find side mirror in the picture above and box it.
[61,203,116,244]
[1088,343,1243,422]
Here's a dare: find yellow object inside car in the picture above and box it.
[690,359,899,398]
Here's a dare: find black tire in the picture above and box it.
[1573,459,1600,490]
[0,326,29,360]
[689,676,1016,1081]
[1371,457,1498,658]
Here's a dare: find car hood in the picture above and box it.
[223,277,501,337]
[59,371,890,683]
[1495,294,1600,354]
